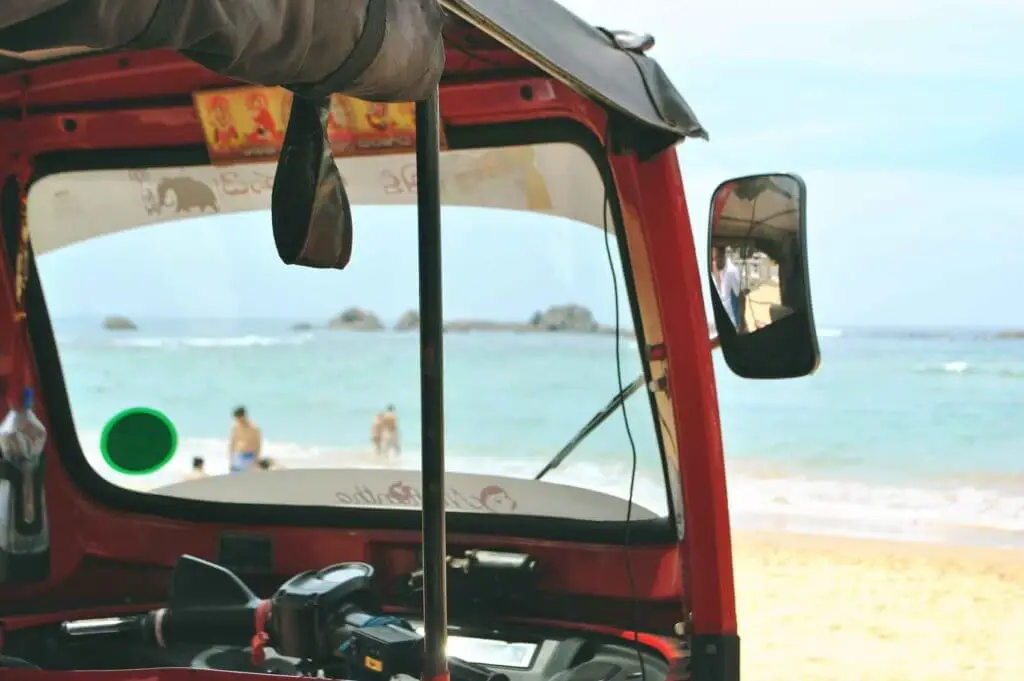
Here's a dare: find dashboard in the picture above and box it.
[0,553,679,680]
[3,619,671,680]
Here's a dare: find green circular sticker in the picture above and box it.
[100,407,178,475]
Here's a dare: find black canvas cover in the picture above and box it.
[446,0,707,146]
[0,0,705,151]
[0,0,445,101]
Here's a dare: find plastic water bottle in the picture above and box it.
[0,387,50,582]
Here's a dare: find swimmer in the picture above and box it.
[371,405,400,457]
[229,406,262,473]
[257,457,276,471]
[184,456,207,480]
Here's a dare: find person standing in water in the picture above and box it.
[229,406,262,473]
[371,405,400,457]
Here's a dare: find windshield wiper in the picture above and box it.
[533,336,719,481]
[533,375,645,480]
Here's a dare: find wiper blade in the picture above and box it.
[533,336,720,482]
[534,375,645,480]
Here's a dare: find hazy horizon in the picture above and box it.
[32,0,1024,330]
[49,313,1024,334]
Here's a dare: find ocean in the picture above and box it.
[48,319,1024,548]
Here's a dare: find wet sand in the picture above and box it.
[734,531,1024,681]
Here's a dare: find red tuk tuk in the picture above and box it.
[0,2,818,680]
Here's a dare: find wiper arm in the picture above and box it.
[532,336,721,481]
[534,375,645,480]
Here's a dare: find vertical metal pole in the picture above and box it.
[415,90,448,681]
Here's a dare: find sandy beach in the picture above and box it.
[734,531,1024,681]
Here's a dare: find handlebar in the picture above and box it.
[60,606,271,654]
[62,616,147,638]
[59,554,513,681]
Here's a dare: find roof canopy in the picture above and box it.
[0,0,704,157]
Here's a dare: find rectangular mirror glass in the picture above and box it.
[709,173,820,378]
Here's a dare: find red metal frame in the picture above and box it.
[0,48,735,670]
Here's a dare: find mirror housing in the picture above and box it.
[271,95,354,269]
[708,173,819,379]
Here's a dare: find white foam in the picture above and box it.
[73,432,1024,546]
[110,334,314,350]
[913,360,1024,378]
[76,432,672,516]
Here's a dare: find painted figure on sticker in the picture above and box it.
[365,103,395,132]
[207,95,239,148]
[328,96,356,153]
[245,91,283,145]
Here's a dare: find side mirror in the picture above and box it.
[271,95,353,269]
[708,173,819,378]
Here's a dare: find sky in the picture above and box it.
[37,0,1024,328]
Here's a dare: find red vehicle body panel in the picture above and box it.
[0,38,735,676]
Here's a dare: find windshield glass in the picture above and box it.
[28,142,669,521]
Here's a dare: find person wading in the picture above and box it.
[371,405,400,457]
[229,406,262,473]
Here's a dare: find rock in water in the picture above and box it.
[102,315,137,331]
[395,310,419,331]
[327,308,384,331]
[529,304,598,332]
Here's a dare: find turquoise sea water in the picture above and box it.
[48,319,1024,547]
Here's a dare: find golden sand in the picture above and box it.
[742,282,781,331]
[733,531,1024,681]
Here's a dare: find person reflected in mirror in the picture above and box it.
[229,406,263,473]
[713,246,743,328]
[371,405,400,458]
[184,456,207,480]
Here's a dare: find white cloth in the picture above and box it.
[718,259,742,325]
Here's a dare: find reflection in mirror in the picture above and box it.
[711,245,786,334]
[708,173,819,379]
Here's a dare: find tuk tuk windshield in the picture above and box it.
[28,141,670,522]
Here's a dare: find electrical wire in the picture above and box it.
[600,169,647,681]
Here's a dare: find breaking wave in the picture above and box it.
[913,360,1024,378]
[75,432,1024,548]
[109,334,315,350]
